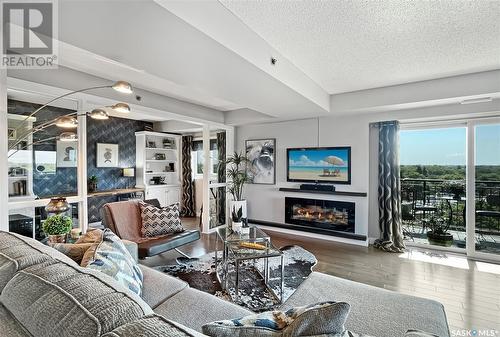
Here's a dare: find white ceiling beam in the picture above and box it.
[156,0,330,112]
[330,70,500,114]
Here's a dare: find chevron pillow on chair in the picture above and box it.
[139,202,184,237]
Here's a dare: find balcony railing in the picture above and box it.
[401,178,500,236]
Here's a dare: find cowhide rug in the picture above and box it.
[154,245,317,311]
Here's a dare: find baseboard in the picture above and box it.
[249,219,369,247]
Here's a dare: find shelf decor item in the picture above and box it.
[42,214,73,244]
[88,175,98,192]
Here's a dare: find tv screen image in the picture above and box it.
[287,147,351,184]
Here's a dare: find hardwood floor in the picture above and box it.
[141,218,500,332]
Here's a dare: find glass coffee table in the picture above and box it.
[215,226,284,304]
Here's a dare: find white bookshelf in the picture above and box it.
[135,131,181,207]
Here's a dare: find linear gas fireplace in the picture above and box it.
[285,197,355,235]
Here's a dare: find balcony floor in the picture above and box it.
[403,223,500,255]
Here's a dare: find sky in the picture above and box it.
[289,148,349,167]
[400,125,500,165]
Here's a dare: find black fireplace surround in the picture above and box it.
[285,197,355,235]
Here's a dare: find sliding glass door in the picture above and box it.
[400,125,467,251]
[400,118,500,261]
[471,121,500,259]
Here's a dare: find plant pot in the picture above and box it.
[426,231,454,247]
[88,182,98,193]
[232,222,242,233]
[230,200,247,218]
[48,234,66,244]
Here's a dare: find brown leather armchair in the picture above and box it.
[101,199,200,259]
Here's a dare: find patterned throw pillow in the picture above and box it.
[139,202,183,237]
[202,301,350,337]
[81,228,143,296]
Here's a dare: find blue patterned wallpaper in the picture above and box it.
[8,99,151,223]
[8,99,78,197]
[86,116,152,222]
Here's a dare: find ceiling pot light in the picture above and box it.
[112,81,133,94]
[59,132,77,141]
[111,102,130,113]
[89,108,110,120]
[55,116,78,128]
[460,97,493,105]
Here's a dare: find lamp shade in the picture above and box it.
[45,197,70,214]
[55,116,78,128]
[112,81,133,94]
[89,109,109,120]
[111,103,130,113]
[123,168,135,177]
[59,132,77,141]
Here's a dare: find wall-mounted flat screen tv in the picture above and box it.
[287,147,351,184]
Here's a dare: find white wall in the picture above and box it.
[236,101,500,242]
[236,117,371,241]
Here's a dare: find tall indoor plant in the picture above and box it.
[224,151,250,227]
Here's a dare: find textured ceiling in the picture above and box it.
[220,0,500,94]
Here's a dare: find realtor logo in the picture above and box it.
[2,0,58,68]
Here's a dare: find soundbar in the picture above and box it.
[299,184,336,192]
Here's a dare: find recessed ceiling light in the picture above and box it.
[460,97,493,105]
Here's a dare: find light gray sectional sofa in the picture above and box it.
[0,231,450,337]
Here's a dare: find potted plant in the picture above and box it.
[444,181,465,201]
[232,206,243,233]
[223,152,250,229]
[42,214,73,244]
[426,217,454,247]
[88,175,98,192]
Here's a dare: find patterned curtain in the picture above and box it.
[216,132,226,225]
[180,135,195,217]
[374,121,405,253]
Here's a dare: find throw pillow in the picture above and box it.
[81,228,143,296]
[50,243,94,264]
[76,228,103,244]
[139,202,183,237]
[202,301,350,337]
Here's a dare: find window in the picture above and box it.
[191,139,218,178]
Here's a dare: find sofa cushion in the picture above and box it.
[0,231,75,291]
[139,201,183,237]
[1,270,101,337]
[82,229,144,296]
[0,231,78,267]
[154,287,252,332]
[281,272,450,337]
[0,303,31,337]
[1,259,153,336]
[102,314,206,337]
[202,301,350,337]
[140,265,188,308]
